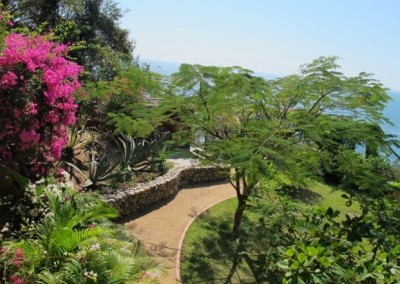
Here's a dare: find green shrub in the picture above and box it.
[240,194,400,283]
[0,177,164,283]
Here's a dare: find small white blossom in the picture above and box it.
[90,243,100,251]
[61,171,70,181]
[35,178,45,184]
[1,223,9,233]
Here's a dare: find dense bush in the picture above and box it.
[0,175,164,283]
[238,191,400,283]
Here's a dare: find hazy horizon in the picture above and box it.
[140,57,400,92]
[118,1,400,91]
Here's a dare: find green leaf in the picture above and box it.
[307,247,318,257]
[286,248,295,257]
[298,276,306,284]
[290,260,299,270]
[297,253,307,263]
[0,164,29,188]
[311,274,326,284]
[390,267,400,275]
[378,252,388,261]
[318,256,332,267]
[277,259,290,270]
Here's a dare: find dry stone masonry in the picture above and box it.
[103,159,228,217]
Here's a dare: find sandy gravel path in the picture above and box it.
[122,181,235,283]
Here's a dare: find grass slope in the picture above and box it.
[180,181,360,283]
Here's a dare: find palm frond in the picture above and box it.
[35,270,66,284]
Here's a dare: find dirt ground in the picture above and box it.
[122,181,236,284]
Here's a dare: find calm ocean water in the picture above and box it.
[384,90,400,138]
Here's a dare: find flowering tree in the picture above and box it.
[0,20,82,177]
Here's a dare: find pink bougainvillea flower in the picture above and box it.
[10,275,24,284]
[0,32,83,176]
[14,248,23,258]
[12,258,21,267]
[0,71,18,88]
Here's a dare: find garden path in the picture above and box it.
[122,180,235,284]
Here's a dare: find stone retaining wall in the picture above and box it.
[103,165,228,217]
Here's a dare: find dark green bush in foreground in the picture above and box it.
[244,194,400,283]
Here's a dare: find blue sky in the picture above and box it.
[117,0,400,91]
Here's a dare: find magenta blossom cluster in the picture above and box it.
[0,33,82,176]
[0,247,25,283]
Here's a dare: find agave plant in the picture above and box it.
[63,115,90,160]
[116,133,176,174]
[116,136,156,172]
[0,163,29,188]
[67,151,127,189]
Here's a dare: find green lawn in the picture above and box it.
[180,197,253,283]
[180,181,360,283]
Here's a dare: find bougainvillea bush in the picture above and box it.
[0,30,82,177]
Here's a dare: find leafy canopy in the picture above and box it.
[167,56,398,239]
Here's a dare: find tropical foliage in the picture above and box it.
[0,4,169,283]
[0,176,164,283]
[182,183,400,283]
[2,1,400,283]
[168,57,399,238]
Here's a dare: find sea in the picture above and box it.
[384,90,400,138]
[141,59,400,139]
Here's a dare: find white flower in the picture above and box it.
[64,181,75,189]
[27,183,37,191]
[61,171,70,181]
[90,243,100,251]
[1,223,9,233]
[35,178,45,184]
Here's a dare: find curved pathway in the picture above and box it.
[122,181,235,283]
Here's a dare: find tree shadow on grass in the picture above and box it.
[276,185,322,205]
[181,212,253,283]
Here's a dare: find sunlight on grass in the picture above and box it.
[181,180,361,283]
[180,198,256,283]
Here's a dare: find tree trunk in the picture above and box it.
[224,245,241,284]
[232,172,253,240]
[232,194,247,240]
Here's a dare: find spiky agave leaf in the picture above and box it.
[0,163,29,188]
